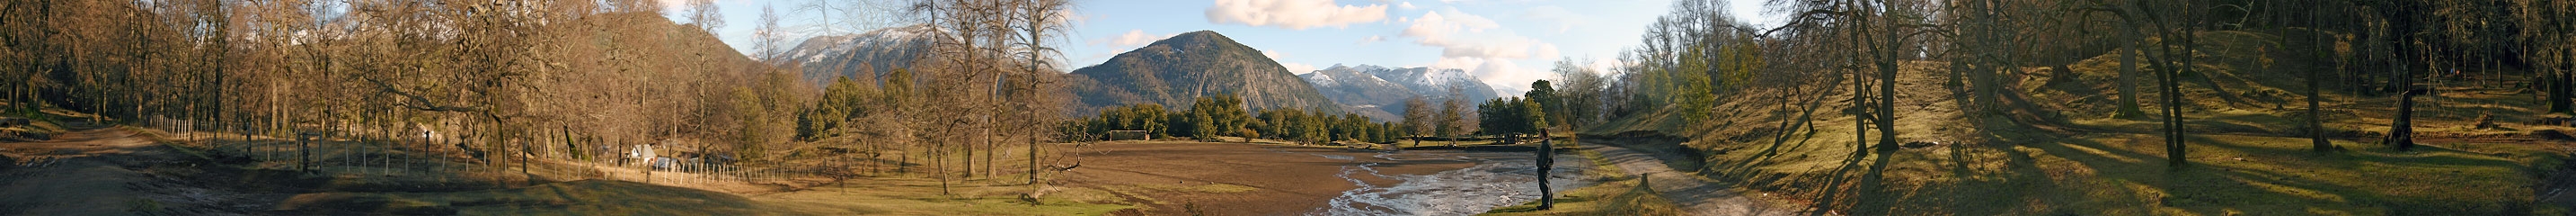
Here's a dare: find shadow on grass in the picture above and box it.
[1752,108,2549,215]
[277,179,797,215]
[2025,132,2540,215]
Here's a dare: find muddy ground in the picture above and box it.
[1057,141,1561,215]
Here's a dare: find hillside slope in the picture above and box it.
[1066,31,1341,113]
[1583,31,2575,215]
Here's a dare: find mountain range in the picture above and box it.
[1298,64,1500,121]
[769,24,936,86]
[775,27,1502,121]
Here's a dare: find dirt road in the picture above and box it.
[1581,141,1799,216]
[0,127,243,215]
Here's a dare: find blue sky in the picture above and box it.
[683,0,1783,96]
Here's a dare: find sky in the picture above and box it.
[679,0,1785,97]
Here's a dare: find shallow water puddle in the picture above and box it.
[1308,151,1591,216]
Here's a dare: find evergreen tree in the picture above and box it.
[1526,80,1560,126]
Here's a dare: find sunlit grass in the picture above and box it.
[1579,31,2573,215]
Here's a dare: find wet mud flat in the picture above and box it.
[1056,141,1589,215]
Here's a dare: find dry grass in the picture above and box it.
[86,123,1139,215]
[1583,31,2575,215]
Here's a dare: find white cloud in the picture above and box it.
[1429,57,1479,70]
[1436,58,1545,88]
[1358,35,1385,45]
[1400,10,1500,45]
[1587,58,1624,75]
[1398,2,1418,10]
[657,0,688,11]
[1059,10,1091,25]
[1206,0,1390,30]
[1263,50,1315,73]
[1399,9,1562,91]
[1492,84,1527,98]
[1281,62,1320,73]
[1090,30,1169,49]
[1401,9,1557,60]
[1536,43,1560,59]
[1521,6,1585,33]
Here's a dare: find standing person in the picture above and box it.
[1536,130,1555,210]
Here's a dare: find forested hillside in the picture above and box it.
[1,0,804,160]
[1064,31,1341,114]
[1534,0,2576,214]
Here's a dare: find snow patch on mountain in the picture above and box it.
[1301,64,1501,121]
[772,24,942,86]
[1302,69,1340,86]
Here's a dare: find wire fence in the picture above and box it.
[181,125,819,187]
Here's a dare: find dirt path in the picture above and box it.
[1580,141,1798,216]
[0,127,241,215]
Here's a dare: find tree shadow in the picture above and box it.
[1800,142,1878,216]
[1703,85,1837,186]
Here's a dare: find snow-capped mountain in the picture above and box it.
[1298,64,1500,122]
[769,24,936,86]
[1365,67,1500,103]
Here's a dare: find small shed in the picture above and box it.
[627,144,658,159]
[1104,130,1152,140]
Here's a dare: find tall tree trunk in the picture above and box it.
[2158,44,2184,168]
[1876,54,1899,152]
[1849,12,1872,158]
[2130,0,2192,168]
[1853,55,1870,157]
[2119,29,2145,117]
[2166,36,2191,168]
[2372,1,2425,152]
[2388,51,2419,151]
[2308,48,2333,151]
[2551,69,2571,114]
[1028,126,1039,184]
[2308,8,2333,152]
[937,140,950,194]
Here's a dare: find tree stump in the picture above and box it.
[2476,113,2501,130]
